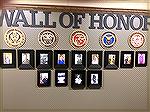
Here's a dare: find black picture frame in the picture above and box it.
[87,70,102,89]
[120,51,134,68]
[37,70,51,87]
[71,50,86,69]
[0,49,16,68]
[135,51,147,67]
[36,50,53,69]
[87,51,102,69]
[104,51,119,69]
[18,50,35,70]
[71,70,85,90]
[54,50,69,69]
[55,70,68,87]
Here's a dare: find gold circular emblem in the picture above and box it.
[128,32,145,49]
[38,30,58,48]
[4,28,26,48]
[70,30,88,48]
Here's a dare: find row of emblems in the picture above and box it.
[4,28,145,49]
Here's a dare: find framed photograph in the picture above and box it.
[18,50,35,69]
[135,51,147,67]
[55,70,68,87]
[36,50,53,69]
[120,51,134,68]
[71,70,85,89]
[87,51,102,69]
[54,50,69,69]
[37,70,51,87]
[87,70,102,89]
[0,49,16,68]
[104,51,119,69]
[71,51,86,69]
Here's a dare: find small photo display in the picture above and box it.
[120,51,134,68]
[87,70,102,89]
[54,50,69,69]
[0,49,16,68]
[55,70,68,87]
[40,54,48,64]
[71,70,85,89]
[124,54,131,64]
[108,54,116,65]
[135,51,147,67]
[57,54,65,64]
[3,53,12,64]
[71,51,86,69]
[104,51,119,69]
[75,54,82,64]
[87,51,102,69]
[91,74,98,84]
[36,50,53,69]
[138,53,145,64]
[91,54,99,64]
[18,50,35,69]
[37,70,51,87]
[22,53,30,64]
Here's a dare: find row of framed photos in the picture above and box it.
[38,70,102,89]
[0,49,148,69]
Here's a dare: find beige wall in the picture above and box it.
[0,0,150,112]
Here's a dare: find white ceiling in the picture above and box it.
[8,0,150,10]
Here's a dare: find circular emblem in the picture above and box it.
[38,30,58,48]
[128,32,145,49]
[100,32,117,48]
[70,30,88,48]
[4,28,26,48]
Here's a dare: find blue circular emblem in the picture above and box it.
[100,32,117,48]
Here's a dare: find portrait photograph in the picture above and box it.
[37,70,51,87]
[40,54,48,64]
[54,50,69,69]
[0,49,16,68]
[75,54,82,64]
[71,70,85,89]
[91,54,99,65]
[71,51,86,69]
[3,53,12,64]
[36,50,53,69]
[124,54,131,64]
[55,70,68,87]
[135,51,147,67]
[57,54,65,64]
[18,50,35,70]
[22,53,30,64]
[87,51,102,69]
[120,51,134,68]
[104,51,119,69]
[108,54,116,65]
[87,70,102,89]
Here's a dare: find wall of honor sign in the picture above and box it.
[0,8,148,111]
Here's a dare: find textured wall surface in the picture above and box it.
[0,9,149,112]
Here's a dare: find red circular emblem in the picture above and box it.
[70,30,88,48]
